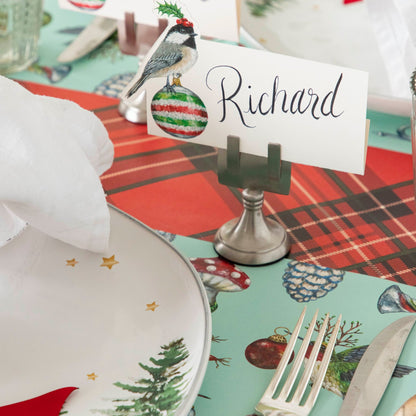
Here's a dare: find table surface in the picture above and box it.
[5,1,416,415]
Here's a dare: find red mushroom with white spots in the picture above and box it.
[190,257,251,312]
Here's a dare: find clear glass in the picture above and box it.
[0,0,43,74]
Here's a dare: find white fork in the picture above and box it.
[256,307,342,416]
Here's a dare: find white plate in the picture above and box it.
[240,0,412,116]
[0,205,211,416]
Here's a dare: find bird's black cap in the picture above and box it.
[167,23,197,49]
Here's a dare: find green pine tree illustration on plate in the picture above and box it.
[98,338,190,416]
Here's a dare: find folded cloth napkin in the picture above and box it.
[0,76,114,252]
[366,0,416,100]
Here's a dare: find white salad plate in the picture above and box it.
[240,0,412,116]
[0,205,211,416]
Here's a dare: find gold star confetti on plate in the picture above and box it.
[146,301,159,311]
[87,372,98,380]
[66,258,78,267]
[100,255,119,270]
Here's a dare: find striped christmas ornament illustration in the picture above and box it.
[67,0,106,10]
[151,85,208,139]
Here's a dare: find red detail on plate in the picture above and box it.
[68,0,105,10]
[343,0,362,4]
[0,387,77,416]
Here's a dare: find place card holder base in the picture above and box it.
[117,12,167,124]
[118,90,147,124]
[214,135,292,265]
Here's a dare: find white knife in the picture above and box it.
[338,315,416,416]
[58,16,118,63]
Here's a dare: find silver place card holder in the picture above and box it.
[118,90,147,124]
[214,135,292,265]
[117,12,167,124]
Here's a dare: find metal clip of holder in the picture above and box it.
[117,12,167,56]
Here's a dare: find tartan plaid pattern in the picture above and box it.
[21,82,416,285]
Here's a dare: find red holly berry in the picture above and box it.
[176,17,193,27]
[245,333,294,369]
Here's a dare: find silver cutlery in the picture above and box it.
[256,307,342,416]
[58,16,117,63]
[338,315,416,416]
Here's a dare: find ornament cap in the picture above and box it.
[268,333,287,344]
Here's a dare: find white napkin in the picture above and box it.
[366,0,416,100]
[0,76,114,252]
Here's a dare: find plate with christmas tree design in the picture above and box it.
[0,205,211,415]
[240,0,392,100]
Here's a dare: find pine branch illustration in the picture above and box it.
[156,2,184,19]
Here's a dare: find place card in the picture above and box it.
[58,0,240,42]
[140,37,369,175]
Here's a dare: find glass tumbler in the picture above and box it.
[0,0,43,74]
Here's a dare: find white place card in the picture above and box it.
[58,0,240,42]
[144,39,369,175]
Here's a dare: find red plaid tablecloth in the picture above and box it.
[23,82,416,285]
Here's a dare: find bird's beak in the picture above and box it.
[191,33,198,37]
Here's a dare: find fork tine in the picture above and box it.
[261,307,307,400]
[290,312,330,403]
[257,309,342,416]
[304,313,342,409]
[279,309,319,401]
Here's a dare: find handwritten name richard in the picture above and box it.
[205,65,344,128]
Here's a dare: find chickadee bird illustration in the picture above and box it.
[126,18,198,98]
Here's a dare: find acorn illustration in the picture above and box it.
[245,329,295,369]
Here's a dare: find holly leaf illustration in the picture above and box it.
[156,1,184,19]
